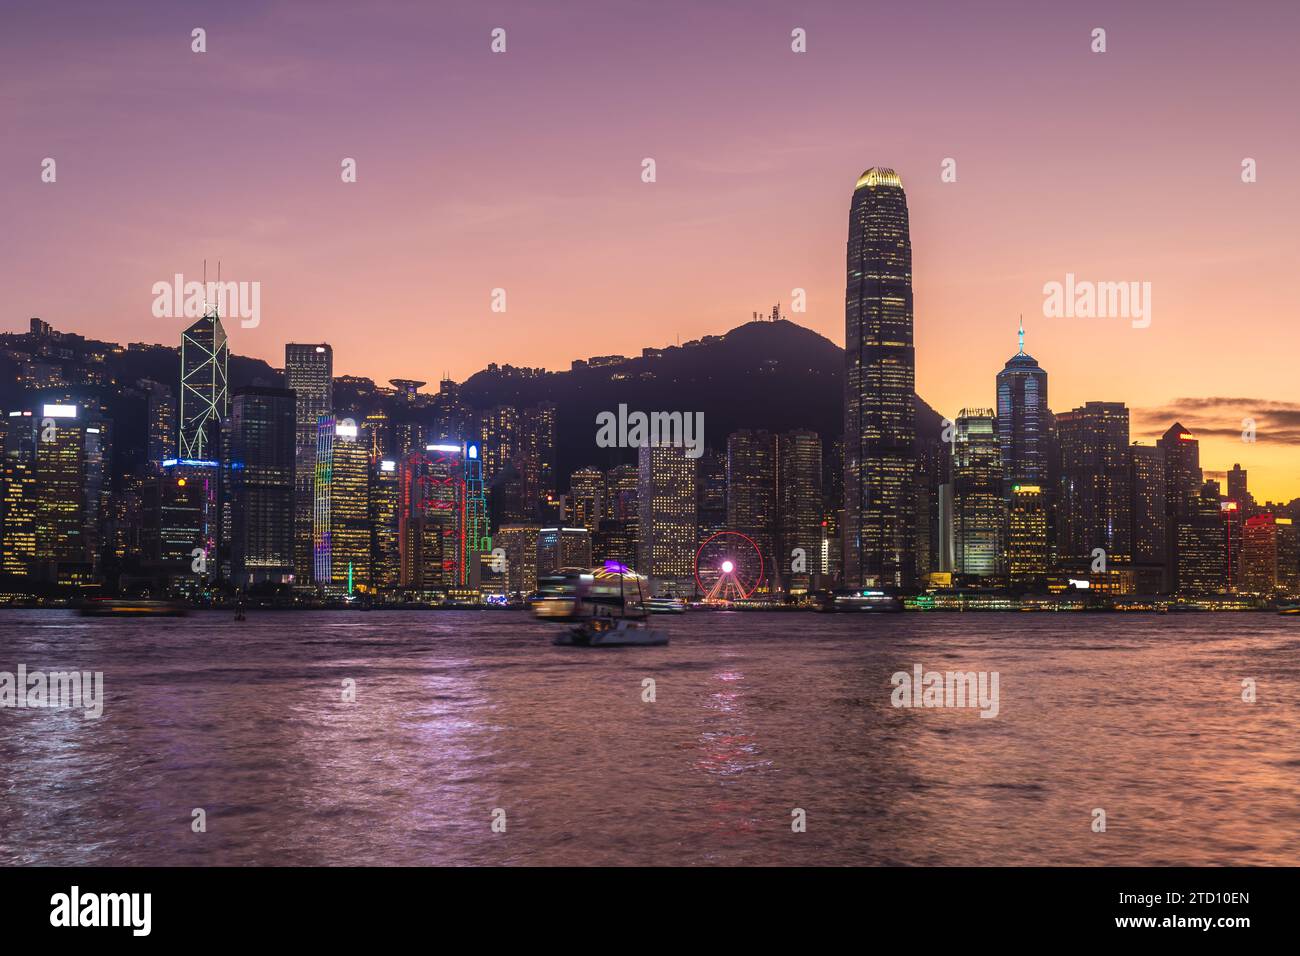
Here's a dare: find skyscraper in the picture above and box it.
[227,386,295,588]
[726,429,777,571]
[949,409,1004,581]
[778,429,823,590]
[313,416,371,593]
[494,524,540,597]
[399,446,463,591]
[843,167,916,588]
[569,466,606,533]
[1157,423,1203,592]
[286,343,333,585]
[637,443,697,595]
[537,526,593,576]
[179,310,229,460]
[1176,482,1227,595]
[996,319,1049,491]
[1007,483,1048,587]
[1,412,38,578]
[369,459,401,592]
[1056,402,1133,571]
[1130,443,1167,591]
[1241,514,1297,595]
[138,379,177,469]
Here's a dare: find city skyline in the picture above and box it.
[4,1,1298,501]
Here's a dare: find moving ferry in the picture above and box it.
[532,564,668,646]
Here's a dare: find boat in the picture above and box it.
[78,598,188,618]
[1279,603,1300,616]
[646,596,686,614]
[534,562,669,647]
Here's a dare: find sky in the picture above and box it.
[2,0,1297,500]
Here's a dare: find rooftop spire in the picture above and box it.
[1017,314,1025,354]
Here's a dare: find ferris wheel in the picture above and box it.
[694,531,766,603]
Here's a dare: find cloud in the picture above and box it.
[1131,397,1300,445]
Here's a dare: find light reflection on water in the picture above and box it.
[1,609,1297,866]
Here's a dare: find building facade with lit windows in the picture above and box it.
[779,429,823,590]
[1129,443,1167,592]
[949,409,1004,582]
[727,429,777,569]
[313,416,371,593]
[537,526,593,577]
[1157,422,1203,593]
[1056,402,1133,573]
[569,466,605,533]
[494,524,540,597]
[1176,483,1227,596]
[637,442,697,595]
[843,166,917,589]
[398,445,463,591]
[1241,514,1298,595]
[226,386,295,588]
[1007,483,1049,587]
[369,459,401,592]
[286,343,333,585]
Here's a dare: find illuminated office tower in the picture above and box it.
[1227,463,1251,510]
[477,405,518,485]
[33,403,105,582]
[145,459,220,577]
[370,459,401,592]
[606,463,639,521]
[569,466,605,533]
[949,409,1003,581]
[1223,462,1250,585]
[1241,514,1298,595]
[463,440,491,581]
[399,445,464,591]
[996,320,1049,491]
[313,416,371,593]
[286,343,333,585]
[696,448,728,544]
[138,379,177,469]
[537,526,593,576]
[726,429,777,568]
[362,409,390,463]
[494,524,540,596]
[843,167,916,588]
[1007,483,1048,587]
[637,443,697,595]
[518,402,557,516]
[1129,443,1168,591]
[227,387,295,588]
[179,310,229,460]
[594,519,636,568]
[1157,423,1202,592]
[779,429,823,589]
[1056,402,1132,569]
[1176,483,1227,595]
[0,413,38,577]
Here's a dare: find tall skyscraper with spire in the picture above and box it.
[995,318,1049,492]
[178,309,229,460]
[843,167,916,588]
